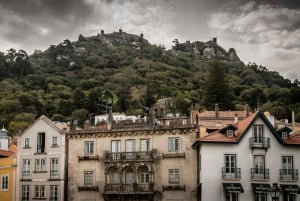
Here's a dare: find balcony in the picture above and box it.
[222,168,241,180]
[251,168,270,180]
[104,183,154,194]
[78,155,99,162]
[249,137,270,149]
[104,151,153,162]
[280,169,298,181]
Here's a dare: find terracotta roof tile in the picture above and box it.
[0,149,16,157]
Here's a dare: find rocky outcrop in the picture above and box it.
[228,48,240,62]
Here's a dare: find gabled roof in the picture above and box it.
[197,111,285,144]
[21,115,64,136]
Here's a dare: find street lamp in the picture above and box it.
[269,183,281,201]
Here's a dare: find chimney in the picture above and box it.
[234,114,238,124]
[292,111,295,131]
[213,37,217,43]
[101,29,104,35]
[245,104,249,117]
[215,104,219,118]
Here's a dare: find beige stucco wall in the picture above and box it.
[68,128,198,201]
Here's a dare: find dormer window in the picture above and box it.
[226,130,234,137]
[282,132,288,139]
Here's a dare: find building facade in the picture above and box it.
[16,115,66,201]
[67,119,198,201]
[194,111,300,201]
[0,127,17,201]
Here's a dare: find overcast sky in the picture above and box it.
[0,0,299,80]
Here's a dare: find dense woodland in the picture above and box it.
[0,31,299,135]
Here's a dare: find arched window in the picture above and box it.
[124,166,135,184]
[138,166,150,184]
[110,167,120,184]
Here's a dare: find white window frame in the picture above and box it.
[140,139,150,152]
[224,154,236,173]
[84,141,94,155]
[34,185,45,198]
[23,159,31,177]
[226,130,234,137]
[22,185,30,201]
[0,174,8,191]
[50,185,58,201]
[168,137,180,152]
[50,158,59,179]
[24,138,30,148]
[282,132,288,139]
[84,171,95,186]
[35,158,46,172]
[253,125,264,143]
[52,137,58,146]
[168,169,180,185]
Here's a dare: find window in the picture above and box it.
[139,166,150,184]
[282,156,294,176]
[1,175,8,190]
[50,158,59,179]
[283,193,296,201]
[111,140,121,160]
[254,193,267,201]
[253,155,265,174]
[125,139,136,159]
[227,130,234,137]
[224,154,236,173]
[168,169,180,185]
[24,138,30,148]
[168,137,180,152]
[22,185,30,201]
[35,158,46,172]
[34,185,45,198]
[225,192,239,201]
[22,159,31,177]
[52,137,58,146]
[84,171,94,186]
[50,185,58,201]
[37,132,45,153]
[253,125,264,143]
[110,168,120,184]
[84,141,94,155]
[125,167,135,184]
[282,132,288,139]
[140,139,150,152]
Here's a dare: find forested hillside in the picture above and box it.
[0,31,299,135]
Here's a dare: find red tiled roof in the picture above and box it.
[0,149,15,157]
[199,112,258,143]
[283,132,300,145]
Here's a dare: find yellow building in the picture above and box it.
[0,127,17,201]
[0,147,17,201]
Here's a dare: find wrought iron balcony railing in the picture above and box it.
[104,151,153,162]
[222,167,241,180]
[249,137,270,149]
[251,168,270,180]
[104,183,154,193]
[280,169,298,181]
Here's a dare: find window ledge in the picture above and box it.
[33,171,47,174]
[23,147,31,149]
[78,185,99,191]
[51,145,59,148]
[78,155,99,162]
[162,152,185,159]
[34,152,47,155]
[162,185,186,191]
[32,198,47,200]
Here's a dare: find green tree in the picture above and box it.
[203,62,234,110]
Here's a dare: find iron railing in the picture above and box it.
[249,137,270,149]
[251,168,270,180]
[222,167,241,180]
[280,169,298,181]
[104,151,153,162]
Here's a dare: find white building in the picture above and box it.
[16,115,67,201]
[193,111,300,201]
[94,113,127,125]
